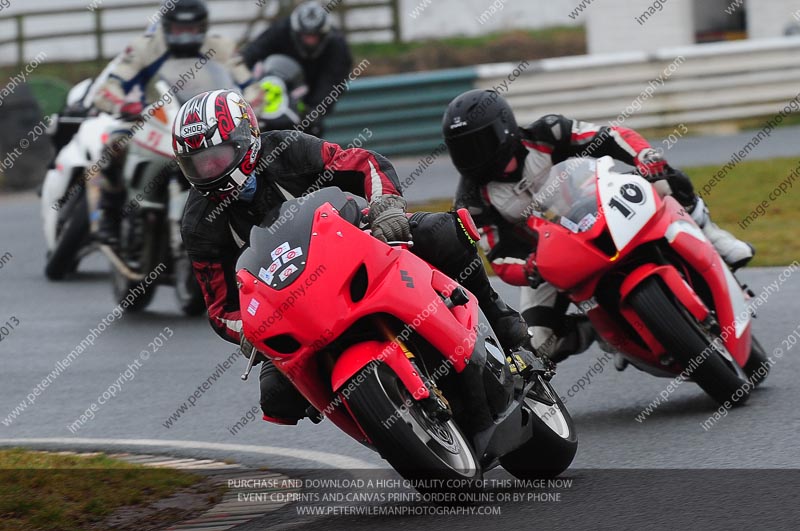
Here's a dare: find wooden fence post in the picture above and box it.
[94,8,104,64]
[15,14,24,68]
[390,0,401,43]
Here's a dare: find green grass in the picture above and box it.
[0,449,202,531]
[638,114,800,141]
[693,156,800,267]
[409,157,800,267]
[350,26,586,59]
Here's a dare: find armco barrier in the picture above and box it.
[326,67,476,157]
[328,37,800,157]
[475,36,800,131]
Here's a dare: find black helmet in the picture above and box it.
[290,1,332,59]
[162,0,209,58]
[442,89,519,182]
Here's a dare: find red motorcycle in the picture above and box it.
[527,157,768,405]
[235,188,577,483]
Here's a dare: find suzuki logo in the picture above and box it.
[400,270,414,288]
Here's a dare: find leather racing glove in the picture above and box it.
[368,194,412,243]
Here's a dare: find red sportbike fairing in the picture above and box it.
[235,188,577,484]
[527,157,768,405]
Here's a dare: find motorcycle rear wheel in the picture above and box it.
[629,276,751,406]
[743,336,769,387]
[346,361,481,488]
[499,375,578,479]
[111,211,157,312]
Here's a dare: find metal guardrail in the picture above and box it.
[0,0,399,67]
[475,36,800,131]
[327,37,800,157]
[326,67,476,157]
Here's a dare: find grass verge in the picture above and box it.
[351,27,586,76]
[0,448,209,531]
[409,157,800,267]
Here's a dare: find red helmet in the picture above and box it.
[172,90,261,195]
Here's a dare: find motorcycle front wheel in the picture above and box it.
[45,189,88,280]
[346,361,481,488]
[629,276,751,406]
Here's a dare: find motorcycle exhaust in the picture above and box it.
[98,244,146,282]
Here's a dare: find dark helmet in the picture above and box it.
[290,1,332,59]
[162,0,209,58]
[172,90,262,196]
[442,89,520,182]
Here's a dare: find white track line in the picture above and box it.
[0,437,381,469]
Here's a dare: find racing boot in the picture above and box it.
[690,197,754,270]
[93,187,125,246]
[459,263,530,352]
[259,358,312,425]
[546,315,597,364]
[90,130,129,246]
[524,310,597,364]
[521,283,597,364]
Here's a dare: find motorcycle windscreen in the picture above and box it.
[145,58,237,105]
[533,158,599,233]
[236,187,362,291]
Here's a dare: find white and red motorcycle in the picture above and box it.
[527,156,768,405]
[40,59,124,280]
[40,57,234,315]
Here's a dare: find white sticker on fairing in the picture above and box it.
[279,264,298,281]
[578,213,597,232]
[281,247,303,264]
[597,158,657,251]
[267,258,282,279]
[258,267,274,284]
[247,298,260,316]
[271,242,291,261]
[560,216,579,233]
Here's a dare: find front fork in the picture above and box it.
[374,317,452,422]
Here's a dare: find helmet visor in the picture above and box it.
[446,122,502,173]
[177,142,247,188]
[164,21,206,47]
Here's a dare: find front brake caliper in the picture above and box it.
[417,367,451,422]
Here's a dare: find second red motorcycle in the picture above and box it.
[526,156,768,406]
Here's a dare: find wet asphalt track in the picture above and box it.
[1,154,800,528]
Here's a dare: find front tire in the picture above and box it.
[45,190,88,280]
[629,277,750,406]
[346,362,481,486]
[499,375,578,479]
